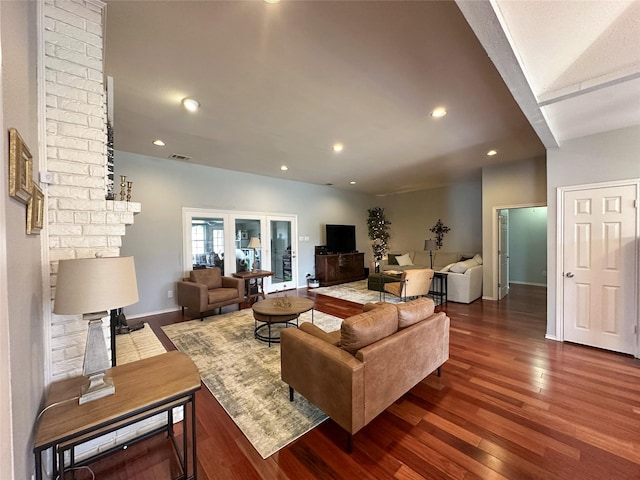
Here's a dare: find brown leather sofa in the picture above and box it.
[176,267,244,320]
[280,298,449,451]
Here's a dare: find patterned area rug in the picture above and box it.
[312,279,404,304]
[161,308,342,458]
[115,323,166,364]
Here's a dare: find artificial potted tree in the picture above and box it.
[367,207,391,273]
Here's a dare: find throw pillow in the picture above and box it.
[440,262,456,272]
[396,253,413,266]
[450,258,478,274]
[387,254,399,265]
[473,253,483,265]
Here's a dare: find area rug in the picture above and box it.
[312,279,404,304]
[115,323,166,365]
[161,308,342,458]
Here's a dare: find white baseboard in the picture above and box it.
[482,295,497,301]
[545,334,559,341]
[509,281,547,287]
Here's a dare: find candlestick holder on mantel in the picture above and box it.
[119,175,126,201]
[126,181,132,202]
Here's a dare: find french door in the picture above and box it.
[182,208,298,293]
[268,216,297,292]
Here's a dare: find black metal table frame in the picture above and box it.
[429,271,448,305]
[34,391,198,480]
[254,308,315,347]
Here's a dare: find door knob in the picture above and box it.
[566,272,574,278]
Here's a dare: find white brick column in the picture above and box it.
[44,0,141,381]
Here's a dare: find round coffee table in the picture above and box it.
[251,297,315,346]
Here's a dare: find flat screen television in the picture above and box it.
[326,224,356,254]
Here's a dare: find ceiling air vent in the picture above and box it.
[168,153,192,161]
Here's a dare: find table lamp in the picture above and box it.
[247,237,261,272]
[53,256,139,404]
[424,239,438,269]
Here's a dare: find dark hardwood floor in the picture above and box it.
[74,284,640,480]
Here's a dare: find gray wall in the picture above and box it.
[508,206,547,286]
[482,157,547,299]
[116,151,376,316]
[1,1,45,478]
[379,181,482,254]
[546,125,640,338]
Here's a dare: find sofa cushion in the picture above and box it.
[340,304,398,354]
[396,298,435,329]
[396,253,413,266]
[432,252,460,269]
[439,262,456,273]
[362,302,388,312]
[190,268,222,289]
[412,251,431,266]
[450,258,478,274]
[208,287,239,303]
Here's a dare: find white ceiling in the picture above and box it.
[104,1,640,196]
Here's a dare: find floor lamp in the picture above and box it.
[248,237,262,272]
[424,239,438,269]
[53,256,139,404]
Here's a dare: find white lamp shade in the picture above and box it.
[54,256,139,315]
[247,237,262,249]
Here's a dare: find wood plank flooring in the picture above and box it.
[72,284,640,480]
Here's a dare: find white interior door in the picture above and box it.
[498,211,509,300]
[562,183,638,354]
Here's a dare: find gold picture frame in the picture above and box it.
[27,183,44,235]
[9,128,33,204]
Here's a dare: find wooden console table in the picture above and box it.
[33,351,201,480]
[233,269,274,303]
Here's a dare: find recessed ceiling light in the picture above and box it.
[350,181,356,185]
[280,165,288,171]
[487,149,497,156]
[152,139,165,146]
[182,97,199,112]
[264,0,280,3]
[431,107,447,118]
[332,143,344,153]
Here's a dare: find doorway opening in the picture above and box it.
[493,203,547,301]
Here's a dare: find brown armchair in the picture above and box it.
[383,268,434,302]
[177,268,244,320]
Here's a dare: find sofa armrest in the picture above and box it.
[222,275,244,298]
[176,281,208,311]
[299,322,340,345]
[281,328,365,434]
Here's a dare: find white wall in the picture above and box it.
[482,157,547,299]
[116,151,375,316]
[546,125,640,338]
[379,181,482,254]
[1,1,45,478]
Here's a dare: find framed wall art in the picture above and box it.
[8,128,33,204]
[26,183,44,235]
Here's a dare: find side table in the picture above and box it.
[232,269,274,303]
[33,351,201,480]
[429,271,448,306]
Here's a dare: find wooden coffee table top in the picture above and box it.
[251,297,314,317]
